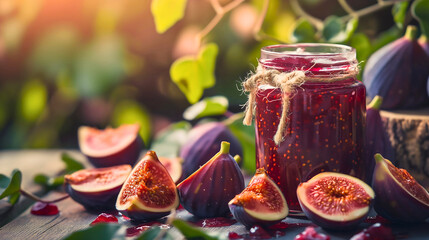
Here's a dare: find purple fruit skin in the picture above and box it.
[365,108,395,184]
[65,183,122,211]
[364,36,429,109]
[118,208,170,221]
[228,204,281,229]
[178,152,244,218]
[180,122,243,179]
[372,160,429,223]
[87,136,143,168]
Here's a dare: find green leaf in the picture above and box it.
[151,0,187,34]
[322,16,358,43]
[0,174,9,188]
[34,173,65,190]
[350,33,371,63]
[412,0,429,36]
[291,18,317,43]
[183,96,228,121]
[227,116,256,173]
[135,226,161,240]
[61,153,85,173]
[0,170,22,204]
[170,43,218,104]
[393,1,410,29]
[62,223,121,240]
[172,219,219,240]
[151,121,191,158]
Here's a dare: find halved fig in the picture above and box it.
[159,156,183,184]
[65,164,132,211]
[116,151,179,221]
[78,124,143,168]
[228,168,288,228]
[177,141,244,218]
[297,172,374,230]
[372,154,429,222]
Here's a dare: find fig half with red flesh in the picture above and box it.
[373,154,429,223]
[297,172,374,230]
[78,124,143,168]
[116,151,179,221]
[229,168,288,228]
[65,164,132,211]
[159,156,183,184]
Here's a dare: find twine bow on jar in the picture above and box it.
[242,65,358,145]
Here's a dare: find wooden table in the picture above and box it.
[1,150,429,239]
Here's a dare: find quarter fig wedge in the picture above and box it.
[372,153,429,222]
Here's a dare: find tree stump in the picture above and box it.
[380,108,429,187]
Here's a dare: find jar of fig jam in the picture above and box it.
[247,44,366,212]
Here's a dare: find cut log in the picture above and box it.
[380,108,429,187]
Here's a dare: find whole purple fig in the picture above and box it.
[180,122,242,179]
[177,141,245,218]
[365,96,395,184]
[364,25,429,109]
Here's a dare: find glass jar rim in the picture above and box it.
[261,43,356,59]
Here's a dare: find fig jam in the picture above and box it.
[30,202,59,216]
[255,44,366,211]
[90,213,118,225]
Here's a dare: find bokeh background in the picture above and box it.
[0,0,401,149]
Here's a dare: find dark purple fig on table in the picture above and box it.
[364,25,429,109]
[228,168,288,229]
[365,96,395,184]
[350,223,394,240]
[180,122,242,179]
[372,154,429,223]
[78,124,143,168]
[177,141,244,218]
[116,151,179,221]
[64,165,132,211]
[297,172,374,230]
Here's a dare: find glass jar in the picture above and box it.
[254,44,366,211]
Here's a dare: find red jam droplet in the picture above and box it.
[90,213,118,225]
[192,217,237,227]
[350,223,394,240]
[295,227,330,240]
[249,225,272,239]
[126,221,160,237]
[30,202,59,216]
[228,232,243,240]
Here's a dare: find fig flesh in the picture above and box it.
[159,156,183,184]
[78,124,143,168]
[180,122,242,179]
[65,164,132,211]
[365,96,395,184]
[297,172,374,230]
[372,153,429,222]
[364,25,429,109]
[116,151,179,221]
[177,141,244,218]
[229,168,288,229]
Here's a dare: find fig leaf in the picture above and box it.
[135,226,174,240]
[322,16,358,43]
[151,0,187,34]
[183,96,229,120]
[291,18,317,43]
[63,223,121,240]
[172,219,219,240]
[33,174,64,190]
[392,1,410,29]
[151,121,191,158]
[412,0,429,36]
[61,152,85,173]
[0,169,22,205]
[170,43,218,104]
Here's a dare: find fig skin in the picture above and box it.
[116,151,179,221]
[364,25,429,110]
[78,124,144,168]
[177,141,244,218]
[297,172,374,230]
[180,122,243,179]
[228,168,288,229]
[372,154,429,223]
[64,165,132,211]
[365,96,395,184]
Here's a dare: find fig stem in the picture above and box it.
[20,189,69,204]
[220,141,231,154]
[233,155,241,164]
[367,96,383,110]
[374,153,385,163]
[405,25,417,41]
